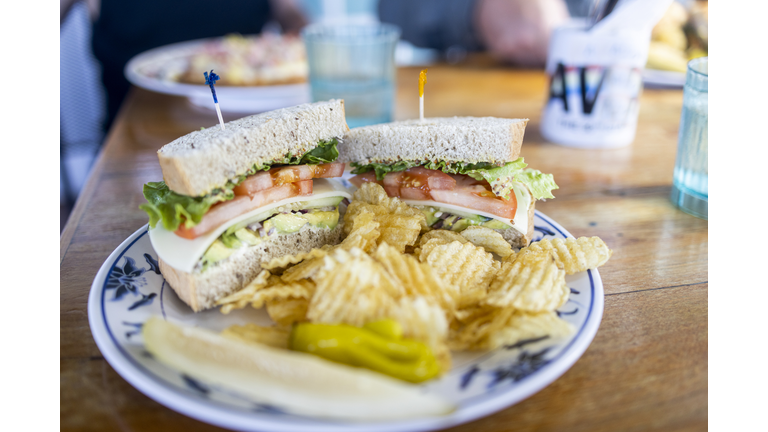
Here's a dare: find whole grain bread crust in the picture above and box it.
[158,100,348,197]
[338,117,528,165]
[159,224,343,312]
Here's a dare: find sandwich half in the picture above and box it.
[140,100,352,311]
[340,117,558,248]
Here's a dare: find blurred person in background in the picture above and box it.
[60,0,307,134]
[379,0,571,67]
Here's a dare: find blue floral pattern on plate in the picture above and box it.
[88,210,604,432]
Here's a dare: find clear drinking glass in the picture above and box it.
[301,24,400,129]
[671,57,708,219]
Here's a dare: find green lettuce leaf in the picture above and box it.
[297,138,339,165]
[139,182,232,231]
[140,138,339,231]
[514,168,558,200]
[350,160,421,180]
[350,157,558,201]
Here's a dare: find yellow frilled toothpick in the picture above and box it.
[419,69,427,122]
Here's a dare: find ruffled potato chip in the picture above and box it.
[352,182,424,219]
[449,307,573,351]
[280,255,329,282]
[418,239,499,309]
[417,229,467,248]
[376,214,423,253]
[216,270,275,313]
[342,184,424,253]
[373,242,459,314]
[222,323,291,349]
[484,250,568,312]
[460,226,513,258]
[262,245,333,271]
[338,212,380,252]
[218,276,313,314]
[266,297,311,326]
[306,247,449,349]
[518,237,612,274]
[342,202,388,236]
[484,311,574,350]
[307,248,403,325]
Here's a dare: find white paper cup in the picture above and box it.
[540,19,650,148]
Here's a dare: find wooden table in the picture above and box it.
[61,64,707,431]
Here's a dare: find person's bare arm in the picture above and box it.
[474,0,569,67]
[269,0,307,34]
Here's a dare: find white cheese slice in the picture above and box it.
[401,182,531,235]
[149,179,353,274]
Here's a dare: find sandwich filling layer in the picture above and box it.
[403,181,531,236]
[351,157,556,202]
[349,160,553,224]
[149,179,353,274]
[141,138,341,234]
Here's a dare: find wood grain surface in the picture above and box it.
[60,62,707,431]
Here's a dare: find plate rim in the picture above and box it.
[88,210,604,432]
[642,68,686,88]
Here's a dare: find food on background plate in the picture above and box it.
[340,117,558,248]
[646,1,708,73]
[139,100,351,311]
[141,33,308,87]
[142,317,455,420]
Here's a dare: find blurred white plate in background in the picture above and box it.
[642,68,686,88]
[125,37,311,114]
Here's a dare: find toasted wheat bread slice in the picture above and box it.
[338,117,528,166]
[158,100,348,197]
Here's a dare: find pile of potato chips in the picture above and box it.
[218,183,612,374]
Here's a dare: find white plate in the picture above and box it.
[88,211,604,432]
[124,37,311,114]
[643,68,686,88]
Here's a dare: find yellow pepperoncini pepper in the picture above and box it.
[288,319,441,383]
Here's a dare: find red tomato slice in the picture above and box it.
[312,162,345,178]
[175,183,300,239]
[384,185,401,197]
[270,165,313,186]
[349,171,379,188]
[349,168,515,219]
[233,171,273,196]
[449,173,487,188]
[296,179,313,196]
[350,167,454,196]
[235,163,345,197]
[429,187,517,219]
[382,171,405,188]
[400,187,430,200]
[404,167,455,190]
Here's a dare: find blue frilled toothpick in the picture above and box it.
[204,70,225,131]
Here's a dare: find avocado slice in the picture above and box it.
[419,207,440,227]
[481,219,510,230]
[201,239,235,268]
[304,211,340,229]
[234,228,262,246]
[263,210,340,235]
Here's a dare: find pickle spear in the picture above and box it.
[142,316,454,420]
